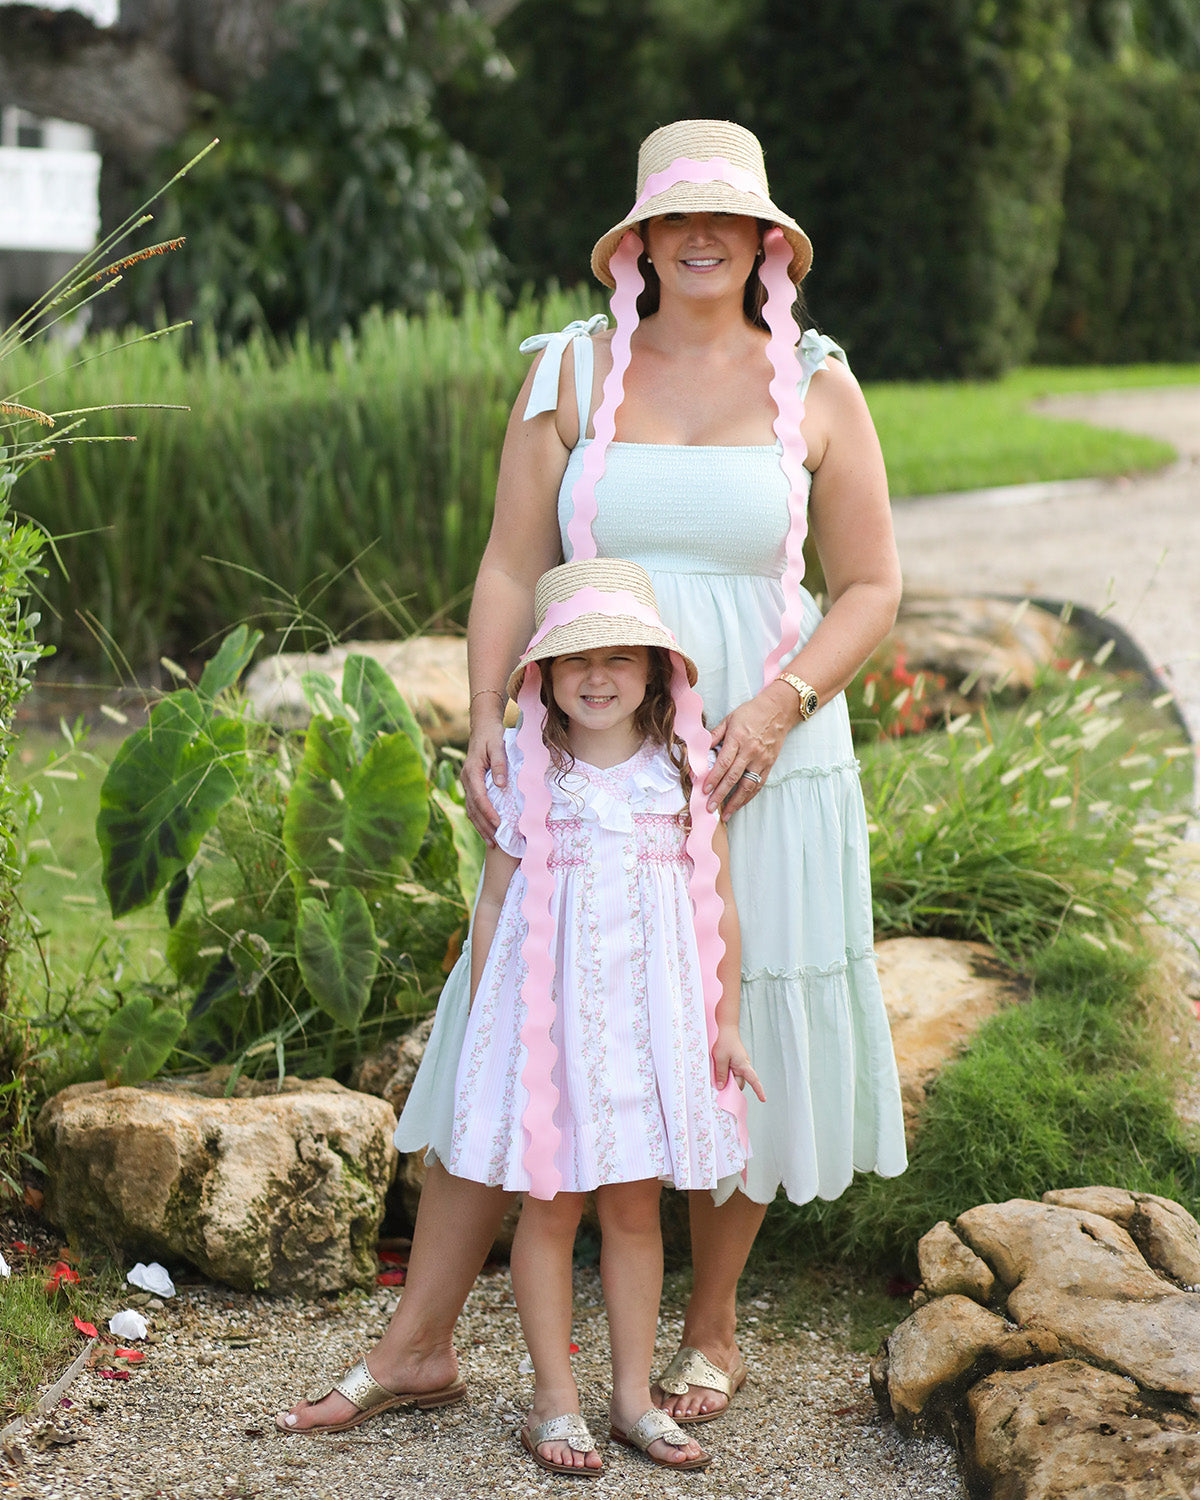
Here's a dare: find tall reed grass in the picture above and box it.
[10,289,600,673]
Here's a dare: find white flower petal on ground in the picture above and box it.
[109,1309,150,1340]
[127,1261,176,1297]
[0,1250,10,1277]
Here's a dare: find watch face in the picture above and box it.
[802,690,818,718]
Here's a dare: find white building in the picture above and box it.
[0,0,116,325]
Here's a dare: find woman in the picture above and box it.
[278,117,906,1443]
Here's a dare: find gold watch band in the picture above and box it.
[778,673,819,720]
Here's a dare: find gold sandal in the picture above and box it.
[275,1356,466,1435]
[609,1408,711,1470]
[520,1413,602,1477]
[655,1345,747,1424]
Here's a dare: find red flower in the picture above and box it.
[45,1261,80,1290]
[73,1316,98,1338]
[375,1270,406,1286]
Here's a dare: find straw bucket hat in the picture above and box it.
[590,119,813,289]
[507,559,698,702]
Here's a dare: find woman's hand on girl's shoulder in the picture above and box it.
[462,716,507,845]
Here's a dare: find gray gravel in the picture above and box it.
[6,1270,965,1500]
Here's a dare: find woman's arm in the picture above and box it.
[705,358,901,820]
[461,353,580,841]
[469,845,520,1005]
[709,823,765,1101]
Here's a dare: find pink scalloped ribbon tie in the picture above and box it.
[514,663,564,1199]
[671,656,749,1154]
[567,233,644,561]
[758,226,809,683]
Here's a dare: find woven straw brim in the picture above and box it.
[590,184,812,289]
[507,615,698,702]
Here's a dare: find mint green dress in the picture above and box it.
[397,323,907,1206]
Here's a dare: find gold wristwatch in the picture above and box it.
[778,673,819,720]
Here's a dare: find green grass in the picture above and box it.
[867,362,1200,496]
[764,937,1200,1273]
[0,1258,117,1423]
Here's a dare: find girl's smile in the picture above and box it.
[550,645,651,763]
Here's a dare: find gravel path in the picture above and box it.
[10,383,1200,1500]
[7,1274,965,1500]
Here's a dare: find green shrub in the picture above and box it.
[767,936,1200,1269]
[1035,62,1200,363]
[90,627,481,1087]
[467,0,1073,378]
[862,636,1191,959]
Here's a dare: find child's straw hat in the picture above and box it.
[590,119,813,289]
[507,559,698,702]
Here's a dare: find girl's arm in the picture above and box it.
[469,845,520,1005]
[709,822,765,1102]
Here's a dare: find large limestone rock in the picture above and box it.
[873,1190,1200,1498]
[876,937,1019,1141]
[36,1077,397,1294]
[888,593,1064,708]
[243,637,471,743]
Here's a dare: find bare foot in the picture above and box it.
[274,1343,460,1433]
[652,1341,746,1422]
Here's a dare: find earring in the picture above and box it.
[645,256,653,265]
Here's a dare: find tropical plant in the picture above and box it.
[93,627,482,1087]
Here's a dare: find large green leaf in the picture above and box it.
[96,691,248,917]
[97,996,186,1086]
[295,887,379,1028]
[341,654,429,769]
[283,717,428,895]
[430,786,483,908]
[197,624,262,700]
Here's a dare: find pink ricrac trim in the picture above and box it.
[759,226,809,684]
[631,156,770,216]
[526,588,671,653]
[513,664,563,1200]
[671,657,749,1155]
[567,232,643,561]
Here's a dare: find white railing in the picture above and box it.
[0,147,101,252]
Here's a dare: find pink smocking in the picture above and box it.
[758,226,809,684]
[513,663,563,1200]
[566,231,644,561]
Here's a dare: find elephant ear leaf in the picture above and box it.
[430,787,483,908]
[97,996,186,1087]
[196,625,262,701]
[295,887,379,1028]
[283,718,428,895]
[96,690,247,918]
[341,654,428,769]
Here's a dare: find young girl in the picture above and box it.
[424,557,763,1477]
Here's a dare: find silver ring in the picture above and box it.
[740,770,763,785]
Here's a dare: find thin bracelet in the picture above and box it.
[469,688,505,707]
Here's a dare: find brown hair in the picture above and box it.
[541,645,693,802]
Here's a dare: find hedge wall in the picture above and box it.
[1035,63,1200,363]
[465,0,1073,378]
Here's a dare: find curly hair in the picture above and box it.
[540,645,693,803]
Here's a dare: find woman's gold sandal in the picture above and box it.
[275,1356,466,1435]
[609,1408,712,1470]
[655,1345,748,1424]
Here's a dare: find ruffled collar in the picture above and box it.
[551,741,684,832]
